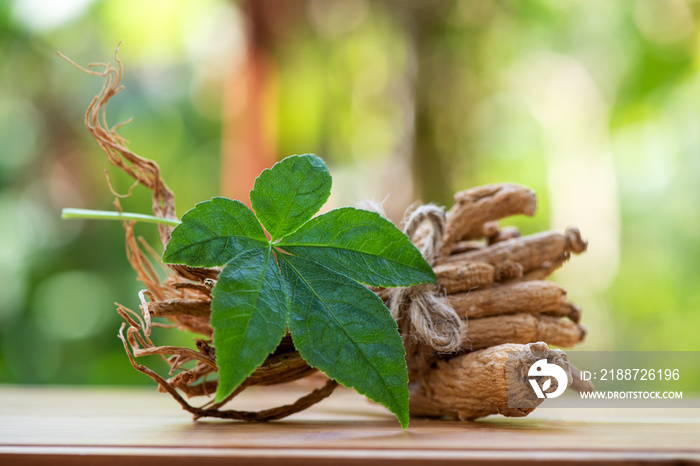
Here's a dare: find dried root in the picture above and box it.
[118,304,332,420]
[449,281,568,319]
[442,183,537,252]
[465,313,586,350]
[433,261,495,295]
[442,228,587,272]
[409,342,571,420]
[59,49,176,249]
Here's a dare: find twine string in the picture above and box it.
[389,204,465,353]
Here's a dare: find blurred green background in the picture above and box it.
[1,0,699,388]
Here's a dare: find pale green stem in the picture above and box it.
[61,208,181,227]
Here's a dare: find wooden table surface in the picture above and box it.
[1,384,699,465]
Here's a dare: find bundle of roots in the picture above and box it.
[69,51,590,422]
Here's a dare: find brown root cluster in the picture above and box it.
[71,50,590,423]
[401,183,591,419]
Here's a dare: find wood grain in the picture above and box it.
[1,386,699,465]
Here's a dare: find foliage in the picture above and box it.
[162,154,435,428]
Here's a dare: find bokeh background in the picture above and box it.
[1,0,699,387]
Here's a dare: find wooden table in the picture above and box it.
[1,385,699,465]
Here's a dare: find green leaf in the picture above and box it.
[153,155,429,428]
[162,197,268,267]
[278,253,410,429]
[211,247,288,403]
[250,154,331,240]
[278,207,436,287]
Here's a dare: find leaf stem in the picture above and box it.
[61,208,181,227]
